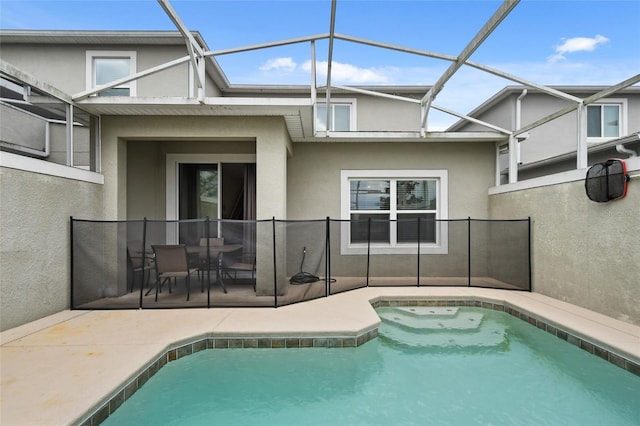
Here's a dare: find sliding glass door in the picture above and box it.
[179,163,219,220]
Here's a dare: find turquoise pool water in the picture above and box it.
[103,307,640,425]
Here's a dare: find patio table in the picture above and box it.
[187,244,242,293]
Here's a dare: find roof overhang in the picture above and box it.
[76,96,507,143]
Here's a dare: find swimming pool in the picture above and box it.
[102,306,640,425]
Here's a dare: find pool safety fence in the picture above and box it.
[70,216,531,309]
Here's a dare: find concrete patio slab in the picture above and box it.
[1,288,639,426]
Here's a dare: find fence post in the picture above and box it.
[272,217,278,307]
[417,217,421,287]
[528,216,532,292]
[206,216,211,308]
[70,216,74,309]
[325,216,330,297]
[468,217,472,287]
[138,217,148,309]
[366,217,371,287]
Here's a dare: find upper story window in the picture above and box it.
[587,99,627,142]
[340,170,448,254]
[316,99,356,131]
[86,51,136,96]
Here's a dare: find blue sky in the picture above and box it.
[1,0,639,128]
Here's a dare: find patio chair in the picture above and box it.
[225,252,256,291]
[150,245,199,302]
[126,241,154,292]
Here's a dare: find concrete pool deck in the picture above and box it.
[1,287,639,425]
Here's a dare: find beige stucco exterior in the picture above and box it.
[489,166,640,325]
[287,142,495,219]
[101,115,290,221]
[0,43,200,98]
[2,31,638,330]
[0,166,104,330]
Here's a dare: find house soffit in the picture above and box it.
[75,97,506,143]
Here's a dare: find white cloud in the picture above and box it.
[548,35,609,63]
[259,57,297,73]
[301,60,390,84]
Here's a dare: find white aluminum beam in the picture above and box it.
[582,73,640,105]
[508,134,518,183]
[334,33,456,62]
[66,104,74,166]
[205,34,329,57]
[72,56,191,100]
[576,103,588,169]
[334,33,580,104]
[331,84,421,104]
[328,84,512,134]
[514,74,640,137]
[325,0,337,135]
[1,60,73,104]
[465,60,582,103]
[157,0,205,101]
[155,2,203,57]
[421,0,519,132]
[429,103,512,135]
[422,0,519,104]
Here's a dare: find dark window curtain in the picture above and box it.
[243,164,256,220]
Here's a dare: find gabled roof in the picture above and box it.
[447,85,640,132]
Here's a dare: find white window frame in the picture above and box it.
[586,98,627,143]
[340,169,448,255]
[86,50,137,96]
[315,98,357,131]
[164,153,256,244]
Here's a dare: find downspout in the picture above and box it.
[515,89,527,164]
[616,145,638,157]
[506,89,528,184]
[311,40,317,135]
[616,133,639,157]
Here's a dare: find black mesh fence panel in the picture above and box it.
[71,217,530,309]
[418,219,470,286]
[470,219,530,290]
[72,219,148,309]
[274,220,328,306]
[328,219,368,294]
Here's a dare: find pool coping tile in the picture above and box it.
[2,288,638,426]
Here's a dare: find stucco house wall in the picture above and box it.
[0,163,104,331]
[489,157,640,325]
[0,43,194,97]
[285,141,497,280]
[355,96,422,132]
[101,115,289,221]
[455,89,640,166]
[126,139,256,220]
[287,142,494,219]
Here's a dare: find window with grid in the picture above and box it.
[341,170,448,254]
